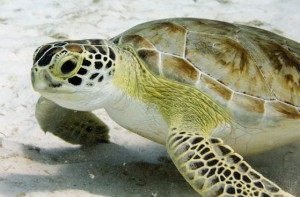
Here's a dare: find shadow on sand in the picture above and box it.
[0,140,299,197]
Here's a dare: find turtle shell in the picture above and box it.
[111,18,300,120]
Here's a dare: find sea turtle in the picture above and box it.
[31,18,300,197]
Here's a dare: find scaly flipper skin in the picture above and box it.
[35,97,109,146]
[167,128,294,197]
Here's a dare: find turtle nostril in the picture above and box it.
[61,60,77,74]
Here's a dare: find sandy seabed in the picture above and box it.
[0,0,299,196]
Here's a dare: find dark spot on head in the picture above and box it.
[90,73,99,80]
[61,60,77,74]
[77,68,87,75]
[106,60,112,69]
[95,61,103,69]
[38,47,63,66]
[65,44,83,53]
[95,54,102,60]
[109,47,116,60]
[89,54,93,59]
[95,46,107,55]
[193,155,200,159]
[98,75,104,82]
[82,58,91,66]
[34,45,52,63]
[84,45,97,53]
[68,76,82,86]
[103,56,108,62]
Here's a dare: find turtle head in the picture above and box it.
[31,39,118,111]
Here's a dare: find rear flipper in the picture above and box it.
[167,128,294,197]
[35,97,109,146]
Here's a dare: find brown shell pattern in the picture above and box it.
[111,18,300,118]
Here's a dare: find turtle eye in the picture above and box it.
[61,59,77,74]
[55,56,80,77]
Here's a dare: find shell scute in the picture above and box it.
[198,75,233,102]
[173,18,239,38]
[185,31,273,100]
[117,21,187,56]
[266,101,300,119]
[137,49,160,75]
[161,54,199,84]
[231,93,265,114]
[248,35,300,105]
[119,34,156,50]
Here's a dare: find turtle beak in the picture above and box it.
[31,67,61,92]
[31,66,77,95]
[31,67,46,91]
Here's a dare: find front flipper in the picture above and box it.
[35,97,109,146]
[167,128,294,197]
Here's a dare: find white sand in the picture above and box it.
[0,0,299,196]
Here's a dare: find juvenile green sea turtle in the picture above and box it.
[31,18,300,196]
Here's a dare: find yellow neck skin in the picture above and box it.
[112,45,231,134]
